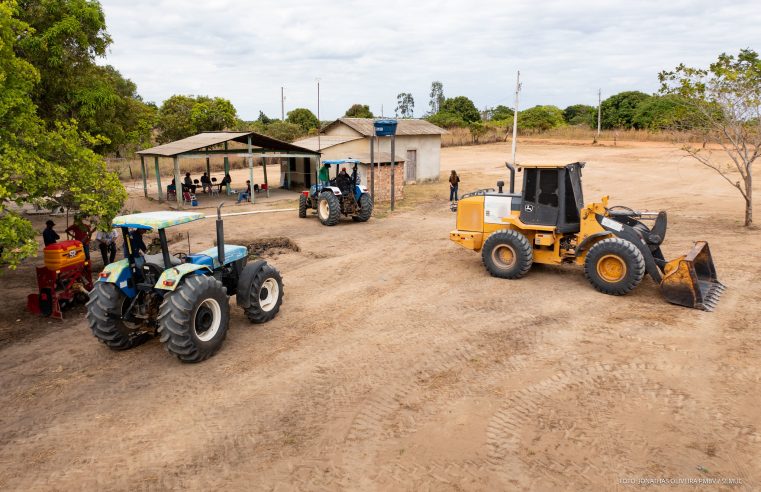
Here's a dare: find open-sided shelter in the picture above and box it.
[136,131,320,208]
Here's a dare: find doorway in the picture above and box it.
[405,149,417,182]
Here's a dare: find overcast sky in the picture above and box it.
[100,0,761,121]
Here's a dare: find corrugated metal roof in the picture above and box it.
[137,131,320,157]
[291,135,364,151]
[322,118,447,136]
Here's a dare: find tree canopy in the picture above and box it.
[15,0,154,155]
[1,1,125,268]
[519,105,565,131]
[286,108,319,132]
[659,49,761,226]
[396,93,415,118]
[156,95,237,143]
[440,96,481,123]
[563,104,596,127]
[344,104,374,118]
[600,91,652,129]
[429,81,444,115]
[492,105,514,122]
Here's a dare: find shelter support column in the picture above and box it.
[140,155,148,198]
[370,136,375,198]
[223,142,230,195]
[247,136,255,205]
[205,147,211,181]
[155,156,163,202]
[173,156,182,209]
[263,158,270,197]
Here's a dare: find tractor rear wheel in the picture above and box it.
[158,275,230,363]
[353,193,373,222]
[298,194,307,218]
[86,282,150,350]
[584,238,645,295]
[481,229,533,279]
[317,191,341,226]
[242,264,283,323]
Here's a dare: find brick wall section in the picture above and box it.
[367,164,404,202]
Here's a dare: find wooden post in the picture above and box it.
[247,135,255,204]
[154,156,163,202]
[262,157,270,197]
[140,155,148,198]
[390,135,396,211]
[173,156,182,209]
[223,142,230,195]
[206,147,211,181]
[370,136,375,198]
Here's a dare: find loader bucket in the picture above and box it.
[659,241,725,311]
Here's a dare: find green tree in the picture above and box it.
[1,2,125,268]
[156,95,197,143]
[256,110,272,125]
[600,91,651,129]
[344,104,374,118]
[429,81,444,115]
[191,97,237,132]
[286,107,319,132]
[264,121,304,142]
[492,105,514,121]
[440,96,481,123]
[15,0,153,155]
[396,92,415,118]
[659,49,761,226]
[519,105,566,132]
[563,104,596,127]
[426,111,466,128]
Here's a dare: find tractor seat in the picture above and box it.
[143,253,182,270]
[186,245,248,269]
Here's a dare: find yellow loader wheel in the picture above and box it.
[584,238,645,295]
[481,230,533,279]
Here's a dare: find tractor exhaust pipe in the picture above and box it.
[505,162,516,193]
[216,202,225,265]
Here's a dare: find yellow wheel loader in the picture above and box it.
[449,162,724,311]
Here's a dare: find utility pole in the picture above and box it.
[316,78,321,184]
[281,86,285,120]
[511,70,521,166]
[596,88,602,142]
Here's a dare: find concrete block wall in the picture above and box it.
[366,164,405,202]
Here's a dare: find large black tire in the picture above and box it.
[298,194,307,218]
[243,265,284,323]
[157,275,230,363]
[584,238,645,295]
[481,229,533,279]
[317,191,341,226]
[86,282,150,350]
[353,193,373,222]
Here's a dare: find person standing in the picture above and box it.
[318,163,331,186]
[43,220,60,246]
[449,170,460,202]
[65,216,93,260]
[96,227,118,266]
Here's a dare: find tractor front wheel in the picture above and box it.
[298,194,308,218]
[158,275,230,363]
[481,230,533,279]
[584,238,645,295]
[353,193,373,222]
[243,265,283,323]
[317,191,341,226]
[86,282,150,350]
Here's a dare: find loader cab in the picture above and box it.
[519,162,585,233]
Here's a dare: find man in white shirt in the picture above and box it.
[96,228,118,266]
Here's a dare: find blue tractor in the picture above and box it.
[86,206,283,363]
[299,159,373,226]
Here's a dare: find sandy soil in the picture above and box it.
[1,140,759,491]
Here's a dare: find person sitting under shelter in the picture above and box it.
[218,173,231,192]
[236,180,252,204]
[183,172,197,193]
[200,173,212,194]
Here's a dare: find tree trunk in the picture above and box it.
[745,170,753,227]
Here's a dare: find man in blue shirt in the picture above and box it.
[43,220,59,246]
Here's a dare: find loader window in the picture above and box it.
[564,171,580,223]
[538,170,559,207]
[524,169,537,202]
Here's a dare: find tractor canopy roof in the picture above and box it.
[517,161,586,170]
[322,159,360,166]
[112,211,205,230]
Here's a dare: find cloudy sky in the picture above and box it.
[100,0,760,120]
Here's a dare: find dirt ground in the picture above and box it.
[1,140,759,491]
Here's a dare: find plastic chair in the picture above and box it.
[182,191,195,206]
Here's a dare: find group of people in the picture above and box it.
[168,172,232,197]
[42,217,146,267]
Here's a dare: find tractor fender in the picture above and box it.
[322,186,342,196]
[155,263,213,291]
[235,259,267,308]
[576,232,612,253]
[595,214,663,283]
[96,259,137,298]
